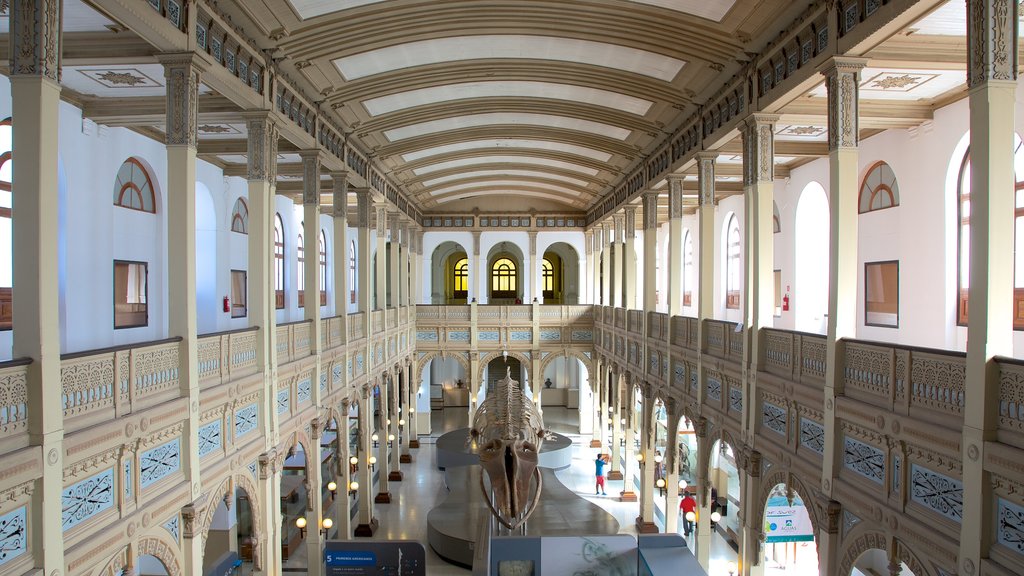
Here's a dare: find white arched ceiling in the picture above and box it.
[363,81,654,117]
[219,0,777,212]
[333,35,686,81]
[401,139,614,164]
[383,112,632,142]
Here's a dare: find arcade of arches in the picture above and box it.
[3,1,1024,576]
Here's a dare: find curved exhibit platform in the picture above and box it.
[434,428,573,470]
[427,466,621,567]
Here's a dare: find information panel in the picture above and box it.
[324,541,426,576]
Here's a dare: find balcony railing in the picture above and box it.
[0,358,30,451]
[198,327,259,388]
[61,338,183,433]
[276,320,313,365]
[997,356,1024,446]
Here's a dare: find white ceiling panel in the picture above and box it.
[334,35,685,82]
[422,170,591,188]
[413,155,601,177]
[628,0,736,21]
[808,68,965,100]
[429,180,583,197]
[401,139,613,163]
[363,81,654,117]
[434,190,581,204]
[384,112,632,142]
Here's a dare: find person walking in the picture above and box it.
[680,490,697,537]
[595,453,608,495]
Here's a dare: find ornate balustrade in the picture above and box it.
[761,328,827,385]
[61,338,183,433]
[704,319,744,362]
[0,358,30,453]
[349,312,365,340]
[669,316,700,350]
[197,327,259,388]
[275,320,314,365]
[627,309,643,334]
[372,310,384,334]
[647,312,667,340]
[323,315,345,350]
[997,356,1024,447]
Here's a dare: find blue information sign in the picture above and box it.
[323,540,425,576]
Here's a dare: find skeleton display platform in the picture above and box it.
[426,466,621,567]
[434,428,573,470]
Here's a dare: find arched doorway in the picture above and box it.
[422,354,469,411]
[709,439,740,545]
[675,416,699,537]
[851,549,915,576]
[202,485,257,574]
[541,242,581,304]
[429,241,470,304]
[280,441,309,568]
[762,483,818,573]
[485,354,524,401]
[487,241,524,304]
[138,554,170,575]
[795,182,830,333]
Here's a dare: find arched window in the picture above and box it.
[297,230,305,308]
[453,257,468,299]
[491,257,517,297]
[230,198,249,234]
[542,258,554,295]
[0,119,12,330]
[113,158,156,213]
[773,201,781,233]
[274,214,284,309]
[957,139,1024,328]
[725,214,741,309]
[682,230,693,307]
[349,239,357,304]
[859,161,900,213]
[319,230,328,306]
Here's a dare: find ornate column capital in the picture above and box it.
[353,187,372,228]
[623,206,637,238]
[612,213,625,243]
[374,204,388,237]
[667,176,685,219]
[696,151,717,206]
[584,229,594,255]
[331,171,349,219]
[472,230,481,256]
[299,150,322,207]
[158,53,208,147]
[641,191,659,231]
[820,57,866,151]
[741,113,779,186]
[243,112,279,183]
[10,0,62,82]
[968,0,1019,88]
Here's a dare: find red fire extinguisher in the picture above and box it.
[782,293,790,311]
[223,296,230,313]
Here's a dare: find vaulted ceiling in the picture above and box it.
[219,0,804,213]
[26,0,1003,220]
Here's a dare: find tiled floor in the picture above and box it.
[278,407,819,575]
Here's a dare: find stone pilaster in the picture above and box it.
[667,176,685,316]
[331,171,350,323]
[375,374,392,502]
[624,207,639,310]
[602,223,613,306]
[354,386,378,536]
[305,419,325,576]
[374,206,388,310]
[820,57,865,507]
[961,2,1019,575]
[10,2,63,572]
[613,214,625,308]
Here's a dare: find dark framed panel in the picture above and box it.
[865,260,899,328]
[114,259,148,329]
[231,269,247,318]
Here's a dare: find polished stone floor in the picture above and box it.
[277,407,817,575]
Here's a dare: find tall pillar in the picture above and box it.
[388,213,400,308]
[301,152,324,414]
[400,364,413,461]
[584,230,595,304]
[623,208,637,310]
[244,114,280,460]
[375,206,387,310]
[819,57,865,523]
[355,189,372,316]
[612,214,625,308]
[388,372,403,481]
[259,452,283,573]
[305,419,325,576]
[738,451,763,576]
[620,377,638,502]
[9,3,63,572]
[473,231,485,303]
[590,358,603,448]
[332,172,349,320]
[336,400,353,539]
[375,374,392,502]
[666,177,685,316]
[609,371,623,480]
[354,386,377,536]
[641,194,657,313]
[960,3,1018,575]
[598,220,606,305]
[469,351,480,426]
[527,231,538,302]
[159,52,205,574]
[740,114,778,441]
[664,399,680,534]
[637,385,658,533]
[694,153,716,572]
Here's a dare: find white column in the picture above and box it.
[584,230,595,304]
[306,419,325,576]
[10,3,63,571]
[694,152,716,572]
[337,400,353,539]
[376,374,392,502]
[354,386,378,536]
[667,177,685,317]
[960,3,1018,575]
[332,172,349,319]
[641,194,657,313]
[602,223,613,306]
[389,213,400,309]
[626,206,640,311]
[375,206,387,310]
[613,214,625,308]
